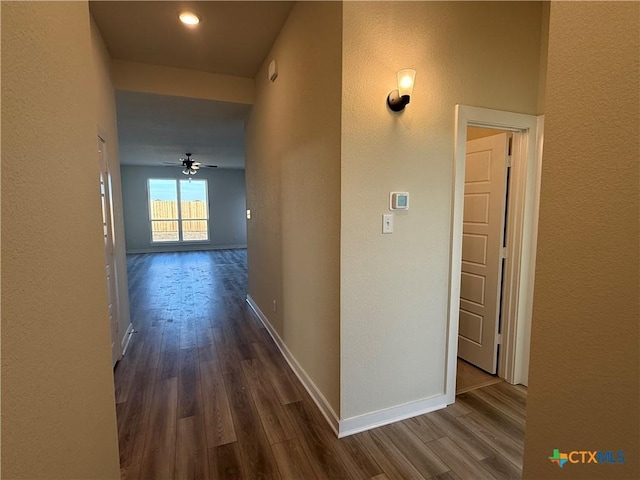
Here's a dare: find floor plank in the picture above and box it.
[402,415,445,444]
[209,442,245,480]
[200,358,236,447]
[370,475,391,480]
[139,377,178,478]
[456,359,502,394]
[157,325,180,381]
[251,341,302,405]
[381,422,450,478]
[224,369,281,479]
[457,393,524,444]
[364,429,427,480]
[135,329,163,372]
[114,333,143,403]
[117,368,156,477]
[175,416,210,480]
[241,358,297,445]
[454,414,524,469]
[480,454,523,480]
[427,437,494,480]
[213,326,243,375]
[285,400,351,479]
[337,434,384,480]
[468,385,526,427]
[435,470,463,480]
[178,346,202,418]
[272,438,318,480]
[422,410,497,462]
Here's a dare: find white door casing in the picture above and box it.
[458,133,509,374]
[98,136,120,366]
[446,105,544,405]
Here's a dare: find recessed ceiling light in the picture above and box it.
[179,12,200,26]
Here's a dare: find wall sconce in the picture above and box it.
[387,69,416,112]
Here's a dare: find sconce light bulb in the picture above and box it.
[400,75,413,89]
[396,69,416,97]
[388,68,416,112]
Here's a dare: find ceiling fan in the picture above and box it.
[163,153,218,175]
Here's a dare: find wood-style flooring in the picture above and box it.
[456,359,503,395]
[116,250,527,480]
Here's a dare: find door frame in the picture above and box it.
[445,105,544,404]
[98,133,122,365]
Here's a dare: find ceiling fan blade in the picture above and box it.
[201,164,218,168]
[163,161,180,165]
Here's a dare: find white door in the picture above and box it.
[458,133,509,373]
[98,137,120,366]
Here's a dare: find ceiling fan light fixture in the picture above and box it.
[178,153,200,176]
[179,11,200,26]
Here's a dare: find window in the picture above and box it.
[148,179,209,242]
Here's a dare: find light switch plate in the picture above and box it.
[383,214,394,234]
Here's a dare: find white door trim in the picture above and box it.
[445,105,544,404]
[98,133,123,365]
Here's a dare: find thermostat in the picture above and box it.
[390,192,409,210]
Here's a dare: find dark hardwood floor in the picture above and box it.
[116,250,526,479]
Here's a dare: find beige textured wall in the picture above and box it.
[91,16,132,350]
[341,1,543,419]
[111,59,254,105]
[537,1,550,114]
[1,2,121,478]
[245,1,343,413]
[466,126,505,141]
[524,2,639,478]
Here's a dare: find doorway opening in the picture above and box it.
[446,105,544,404]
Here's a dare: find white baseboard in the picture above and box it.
[120,322,134,356]
[246,295,340,436]
[338,394,447,438]
[245,295,448,439]
[127,244,246,254]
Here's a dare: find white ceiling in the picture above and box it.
[116,91,251,168]
[91,1,295,170]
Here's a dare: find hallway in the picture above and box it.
[115,250,527,479]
